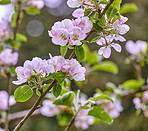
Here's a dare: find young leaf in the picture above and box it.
[52,72,66,83]
[92,95,113,103]
[53,84,62,97]
[84,8,92,16]
[122,79,145,90]
[16,33,27,42]
[0,0,11,4]
[106,82,116,90]
[36,85,48,96]
[120,3,138,14]
[88,106,113,123]
[60,45,67,57]
[75,46,85,62]
[93,23,103,32]
[93,61,118,75]
[90,36,101,43]
[25,6,40,15]
[14,85,33,102]
[53,91,75,107]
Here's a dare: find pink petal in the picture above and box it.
[98,47,106,55]
[72,8,84,18]
[111,43,122,52]
[103,47,111,58]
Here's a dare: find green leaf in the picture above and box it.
[52,72,66,83]
[91,0,98,2]
[120,3,138,14]
[98,15,106,26]
[86,52,99,65]
[93,61,118,75]
[0,0,11,4]
[53,91,75,107]
[88,106,113,123]
[60,45,67,57]
[92,95,113,103]
[25,6,40,15]
[106,0,122,19]
[75,45,85,62]
[36,85,48,96]
[0,45,4,53]
[106,82,116,90]
[84,8,92,16]
[106,6,118,19]
[14,85,33,102]
[16,33,27,42]
[53,84,62,97]
[90,36,101,43]
[122,79,145,90]
[93,23,103,32]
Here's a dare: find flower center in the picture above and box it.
[60,33,67,40]
[72,34,79,41]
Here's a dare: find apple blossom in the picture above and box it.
[0,128,4,131]
[133,97,146,110]
[125,40,147,55]
[0,48,18,66]
[94,94,123,118]
[40,100,60,117]
[97,37,121,58]
[74,109,95,129]
[67,0,83,8]
[112,16,130,42]
[0,90,16,110]
[72,8,84,18]
[0,20,9,41]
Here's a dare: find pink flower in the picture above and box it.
[67,0,82,8]
[125,40,147,55]
[0,20,9,41]
[112,16,130,42]
[72,8,84,18]
[69,27,86,46]
[94,94,123,118]
[0,48,18,66]
[0,90,16,110]
[143,91,148,103]
[73,17,93,33]
[40,100,60,117]
[75,109,95,129]
[97,37,121,58]
[133,97,146,110]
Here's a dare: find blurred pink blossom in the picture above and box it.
[0,90,16,110]
[0,48,18,66]
[125,40,147,55]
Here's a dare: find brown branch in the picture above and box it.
[99,0,114,19]
[13,5,22,40]
[13,79,57,131]
[65,113,77,131]
[4,74,12,131]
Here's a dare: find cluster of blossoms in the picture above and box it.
[94,93,123,118]
[73,95,95,129]
[133,90,148,117]
[0,90,16,110]
[48,14,92,46]
[96,16,130,58]
[13,55,85,85]
[41,93,95,130]
[125,40,147,56]
[0,48,18,67]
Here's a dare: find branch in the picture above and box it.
[4,74,12,131]
[13,5,22,40]
[13,79,57,131]
[99,0,114,19]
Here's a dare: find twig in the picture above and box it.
[99,0,114,19]
[13,79,57,131]
[13,5,22,40]
[4,73,12,131]
[65,113,78,131]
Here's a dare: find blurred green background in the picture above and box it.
[1,0,148,130]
